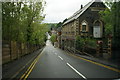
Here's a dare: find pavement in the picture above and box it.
[2,47,44,79]
[2,40,120,79]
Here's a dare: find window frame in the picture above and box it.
[81,20,88,32]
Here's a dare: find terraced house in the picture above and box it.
[61,0,108,57]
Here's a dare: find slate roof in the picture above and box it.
[63,0,102,25]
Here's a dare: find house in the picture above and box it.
[61,0,107,55]
[56,27,62,48]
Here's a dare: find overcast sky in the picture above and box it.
[43,0,91,23]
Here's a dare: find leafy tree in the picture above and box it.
[100,8,113,36]
[63,18,68,23]
[56,22,62,28]
[111,1,120,48]
[50,34,57,44]
[100,1,120,50]
[2,0,47,46]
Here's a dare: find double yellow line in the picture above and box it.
[19,52,43,80]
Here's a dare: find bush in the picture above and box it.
[50,34,57,44]
[86,38,97,49]
[76,36,85,50]
[76,36,97,51]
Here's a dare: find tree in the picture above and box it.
[2,0,47,46]
[56,22,62,28]
[111,1,120,49]
[100,8,113,36]
[100,1,120,55]
[50,34,57,44]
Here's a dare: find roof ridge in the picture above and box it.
[63,0,103,25]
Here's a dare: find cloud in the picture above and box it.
[43,0,90,23]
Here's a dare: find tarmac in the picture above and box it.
[2,46,120,79]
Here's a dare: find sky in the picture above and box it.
[43,0,91,23]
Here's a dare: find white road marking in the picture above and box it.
[58,56,63,60]
[55,53,57,55]
[67,63,87,79]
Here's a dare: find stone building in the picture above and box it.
[61,0,107,54]
[56,27,62,48]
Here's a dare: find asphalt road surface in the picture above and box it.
[21,40,120,79]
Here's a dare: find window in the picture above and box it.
[93,20,103,38]
[81,21,88,32]
[82,25,87,32]
[94,20,100,26]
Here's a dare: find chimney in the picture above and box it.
[81,5,83,9]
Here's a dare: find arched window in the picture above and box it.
[94,20,100,26]
[93,20,103,38]
[81,20,88,32]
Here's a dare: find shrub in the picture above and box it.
[76,36,97,51]
[76,36,85,50]
[50,34,57,44]
[86,38,97,49]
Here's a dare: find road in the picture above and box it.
[20,40,120,79]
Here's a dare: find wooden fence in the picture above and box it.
[2,40,42,64]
